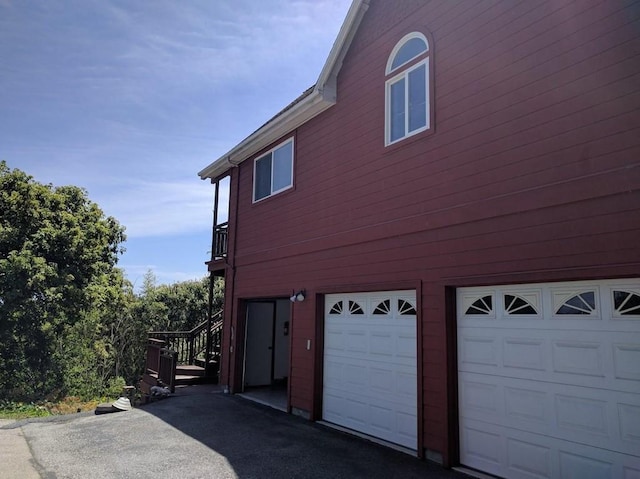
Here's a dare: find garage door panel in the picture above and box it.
[555,394,610,438]
[613,343,640,381]
[323,386,417,448]
[396,370,417,398]
[343,363,369,388]
[396,410,418,443]
[551,339,605,378]
[324,291,417,449]
[326,355,416,404]
[325,328,344,351]
[460,318,640,333]
[459,335,500,367]
[623,467,640,479]
[620,403,640,444]
[460,420,505,475]
[325,353,415,376]
[461,370,640,456]
[344,329,368,353]
[325,359,416,389]
[503,337,546,371]
[504,385,549,425]
[322,391,346,421]
[324,384,416,412]
[369,364,396,393]
[323,390,369,425]
[558,452,613,479]
[396,330,417,359]
[323,360,344,388]
[370,330,394,356]
[344,397,368,426]
[459,279,640,477]
[507,436,552,478]
[325,335,416,365]
[459,377,502,419]
[459,329,640,393]
[371,412,417,446]
[463,417,640,479]
[369,404,397,438]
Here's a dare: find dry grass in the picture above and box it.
[0,396,114,419]
[45,397,103,415]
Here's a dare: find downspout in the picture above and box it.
[205,270,214,375]
[212,178,220,260]
[227,155,240,167]
[225,167,240,392]
[205,179,220,377]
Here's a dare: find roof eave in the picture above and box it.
[198,0,370,181]
[315,0,369,100]
[197,90,333,180]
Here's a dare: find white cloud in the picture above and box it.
[0,0,350,286]
[88,0,351,95]
[97,178,216,238]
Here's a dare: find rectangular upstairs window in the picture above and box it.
[253,138,294,202]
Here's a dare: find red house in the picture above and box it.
[198,1,640,477]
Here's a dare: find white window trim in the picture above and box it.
[252,137,294,203]
[385,31,429,75]
[385,58,430,146]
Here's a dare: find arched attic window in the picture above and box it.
[385,32,430,146]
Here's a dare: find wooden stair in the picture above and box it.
[175,364,209,385]
[144,312,223,392]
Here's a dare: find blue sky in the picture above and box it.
[0,0,351,287]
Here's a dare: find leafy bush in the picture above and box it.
[105,376,126,398]
[0,401,51,419]
[0,163,224,404]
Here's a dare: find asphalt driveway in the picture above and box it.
[3,385,471,479]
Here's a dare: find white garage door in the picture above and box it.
[458,279,640,478]
[323,290,417,449]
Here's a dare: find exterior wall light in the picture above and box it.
[290,289,306,302]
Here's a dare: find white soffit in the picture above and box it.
[198,0,370,181]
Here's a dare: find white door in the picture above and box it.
[457,279,640,478]
[323,290,417,449]
[244,302,274,387]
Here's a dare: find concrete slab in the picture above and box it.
[0,426,41,479]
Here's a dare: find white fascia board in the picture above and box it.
[197,91,332,180]
[198,0,369,181]
[316,0,369,99]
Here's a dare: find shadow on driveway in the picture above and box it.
[139,384,470,479]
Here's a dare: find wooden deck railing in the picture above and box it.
[144,339,177,392]
[213,222,228,260]
[158,349,177,393]
[144,311,223,394]
[145,338,164,375]
[148,310,223,367]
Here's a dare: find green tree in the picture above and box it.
[134,272,222,332]
[0,161,126,401]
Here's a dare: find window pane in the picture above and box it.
[391,37,427,71]
[408,63,426,132]
[272,141,293,192]
[254,153,272,200]
[390,78,405,142]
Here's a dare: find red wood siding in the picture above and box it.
[219,0,640,465]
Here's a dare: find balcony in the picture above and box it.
[207,221,228,275]
[213,222,228,259]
